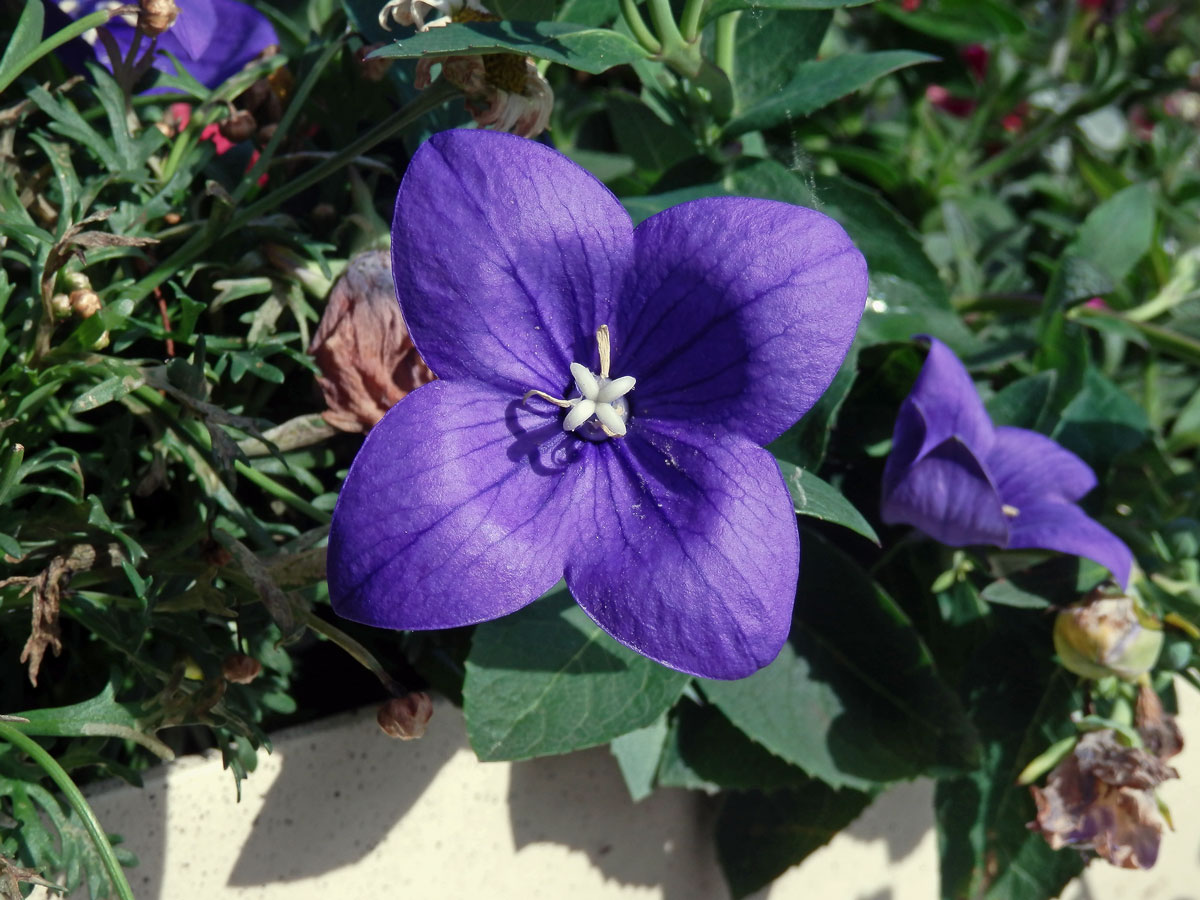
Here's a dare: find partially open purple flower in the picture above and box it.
[328,130,867,679]
[51,0,277,89]
[881,337,1133,587]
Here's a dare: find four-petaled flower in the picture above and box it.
[52,0,277,89]
[328,130,867,679]
[880,336,1133,586]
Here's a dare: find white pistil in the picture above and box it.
[522,325,635,439]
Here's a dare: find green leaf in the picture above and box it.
[724,51,937,137]
[369,21,650,74]
[733,8,831,110]
[0,0,45,95]
[705,0,870,25]
[1052,367,1150,471]
[609,714,669,802]
[702,531,978,790]
[776,461,879,544]
[463,586,690,761]
[875,0,1025,44]
[1068,182,1155,285]
[716,782,874,899]
[936,618,1085,900]
[489,0,556,18]
[10,683,173,760]
[605,92,696,172]
[657,699,812,792]
[985,371,1056,431]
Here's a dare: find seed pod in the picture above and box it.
[219,108,258,144]
[1054,590,1163,681]
[222,653,263,684]
[70,289,102,319]
[377,693,434,739]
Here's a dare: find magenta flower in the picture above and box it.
[51,0,277,89]
[881,337,1133,587]
[327,130,867,679]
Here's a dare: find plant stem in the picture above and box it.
[680,0,709,42]
[0,6,135,96]
[0,723,135,900]
[300,608,405,696]
[125,79,458,307]
[619,0,663,53]
[714,11,740,82]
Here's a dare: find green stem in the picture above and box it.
[647,0,688,49]
[125,79,458,307]
[714,11,740,82]
[0,6,136,96]
[619,0,662,54]
[1071,307,1200,367]
[0,723,135,900]
[680,0,709,42]
[300,608,404,695]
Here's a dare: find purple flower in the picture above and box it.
[880,337,1133,587]
[51,0,277,89]
[327,130,867,679]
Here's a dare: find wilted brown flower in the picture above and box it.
[308,250,434,432]
[377,693,434,739]
[1029,729,1179,869]
[416,54,553,138]
[138,0,179,37]
[69,289,101,318]
[1053,589,1163,681]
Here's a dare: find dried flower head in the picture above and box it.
[378,0,491,32]
[137,0,178,36]
[1030,729,1178,869]
[221,653,263,684]
[416,54,553,138]
[1054,589,1163,681]
[309,250,435,433]
[377,693,434,739]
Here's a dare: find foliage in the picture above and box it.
[1,0,1198,896]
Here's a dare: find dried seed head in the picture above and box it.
[219,108,258,144]
[50,293,73,319]
[138,0,180,37]
[222,653,263,684]
[377,693,434,739]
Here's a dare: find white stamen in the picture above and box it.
[570,363,600,400]
[594,403,627,436]
[597,375,636,404]
[563,398,597,431]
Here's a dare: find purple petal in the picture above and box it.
[392,131,633,398]
[880,437,1010,547]
[564,424,799,679]
[614,198,866,445]
[1007,502,1133,588]
[907,336,995,458]
[328,380,587,629]
[169,0,217,59]
[986,426,1098,506]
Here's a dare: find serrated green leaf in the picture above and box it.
[369,21,650,74]
[463,586,690,761]
[776,461,879,544]
[716,781,874,899]
[724,51,937,137]
[702,531,978,790]
[10,683,173,760]
[733,8,831,110]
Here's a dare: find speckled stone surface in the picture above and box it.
[34,686,1200,899]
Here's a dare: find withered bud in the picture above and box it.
[138,0,179,37]
[91,330,111,350]
[1029,729,1178,869]
[222,653,263,684]
[309,250,435,432]
[163,211,182,225]
[70,289,102,318]
[1136,681,1184,760]
[60,271,91,292]
[377,693,434,739]
[50,293,73,319]
[219,108,258,144]
[1053,589,1163,681]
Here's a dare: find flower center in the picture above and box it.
[523,325,636,440]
